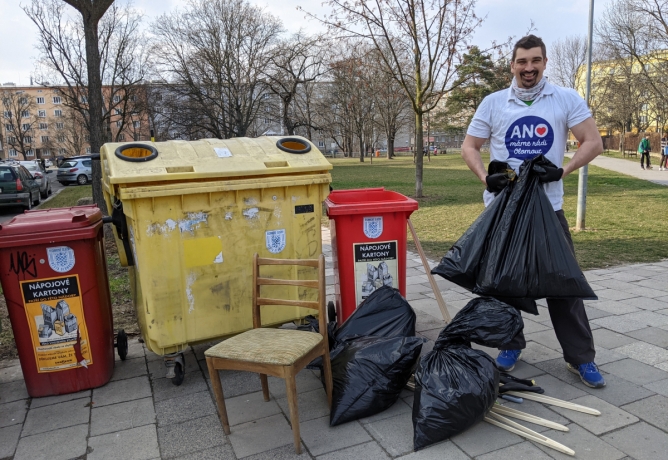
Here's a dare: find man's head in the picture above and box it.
[645,133,650,139]
[511,35,547,89]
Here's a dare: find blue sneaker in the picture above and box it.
[496,350,522,372]
[567,362,606,388]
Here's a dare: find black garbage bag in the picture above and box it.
[431,155,596,306]
[475,156,596,300]
[308,285,417,368]
[330,336,425,426]
[412,297,524,451]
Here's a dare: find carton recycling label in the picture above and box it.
[353,241,398,306]
[20,275,93,373]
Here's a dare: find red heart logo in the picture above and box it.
[536,127,546,135]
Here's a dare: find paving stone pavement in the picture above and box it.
[1,227,668,459]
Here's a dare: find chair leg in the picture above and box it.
[285,370,302,454]
[321,350,334,409]
[260,374,270,402]
[206,357,231,435]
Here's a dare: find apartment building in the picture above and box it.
[0,83,150,161]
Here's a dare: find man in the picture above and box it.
[661,136,668,171]
[461,35,605,388]
[638,133,652,170]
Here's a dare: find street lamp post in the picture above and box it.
[576,0,595,231]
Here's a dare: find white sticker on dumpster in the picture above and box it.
[266,229,286,254]
[46,246,76,273]
[353,241,398,306]
[214,147,232,158]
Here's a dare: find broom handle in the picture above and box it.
[407,219,451,323]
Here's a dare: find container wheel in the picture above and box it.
[328,301,336,323]
[171,354,185,386]
[116,329,128,360]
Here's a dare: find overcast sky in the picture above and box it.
[0,0,612,84]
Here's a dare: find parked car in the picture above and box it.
[19,161,53,198]
[0,164,41,210]
[57,158,93,185]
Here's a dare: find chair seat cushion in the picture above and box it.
[205,328,323,366]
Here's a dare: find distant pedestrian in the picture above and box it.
[661,136,668,171]
[638,133,652,170]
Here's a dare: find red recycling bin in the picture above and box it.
[0,205,115,397]
[325,188,418,323]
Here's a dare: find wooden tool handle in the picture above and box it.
[407,219,451,323]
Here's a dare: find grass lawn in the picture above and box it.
[329,153,668,270]
[37,184,93,209]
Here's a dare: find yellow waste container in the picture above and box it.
[100,137,331,383]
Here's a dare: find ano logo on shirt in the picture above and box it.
[505,115,554,160]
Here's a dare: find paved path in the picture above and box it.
[566,152,668,186]
[2,228,668,459]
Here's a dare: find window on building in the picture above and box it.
[22,124,31,131]
[25,136,32,143]
[641,104,648,112]
[57,135,65,142]
[38,110,46,117]
[52,96,61,104]
[42,149,50,156]
[130,95,137,102]
[113,95,121,103]
[262,93,270,99]
[41,136,49,143]
[81,96,88,103]
[264,118,269,124]
[118,133,126,141]
[318,141,325,147]
[39,123,48,130]
[640,115,648,123]
[114,108,122,115]
[133,120,140,128]
[19,97,27,104]
[56,122,63,129]
[155,94,163,101]
[85,134,90,141]
[54,109,62,117]
[3,111,11,118]
[26,149,34,157]
[36,97,45,104]
[116,120,122,127]
[59,148,66,155]
[85,146,91,154]
[9,149,17,157]
[7,136,15,143]
[21,111,30,118]
[6,123,14,132]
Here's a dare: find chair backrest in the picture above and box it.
[252,253,328,343]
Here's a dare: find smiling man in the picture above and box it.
[461,35,605,388]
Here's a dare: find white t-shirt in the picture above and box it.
[467,81,592,211]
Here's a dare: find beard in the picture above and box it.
[519,71,539,88]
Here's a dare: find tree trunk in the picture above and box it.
[387,135,394,159]
[415,112,424,198]
[359,137,364,162]
[82,19,108,216]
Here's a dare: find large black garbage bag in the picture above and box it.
[432,155,596,305]
[330,336,424,426]
[308,285,417,368]
[335,285,417,342]
[413,297,524,451]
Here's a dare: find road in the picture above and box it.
[0,171,68,225]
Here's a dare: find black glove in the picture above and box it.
[533,164,563,183]
[486,173,509,193]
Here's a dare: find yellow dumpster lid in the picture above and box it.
[101,136,332,185]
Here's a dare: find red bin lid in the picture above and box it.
[0,205,102,237]
[325,187,419,215]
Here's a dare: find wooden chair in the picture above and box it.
[205,254,333,454]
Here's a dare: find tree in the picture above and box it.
[434,46,511,131]
[264,33,327,136]
[25,0,149,213]
[549,35,588,89]
[1,90,40,160]
[152,0,282,140]
[307,0,481,197]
